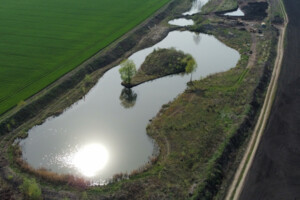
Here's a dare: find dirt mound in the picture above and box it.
[242,2,268,20]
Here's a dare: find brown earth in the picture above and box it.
[239,0,300,199]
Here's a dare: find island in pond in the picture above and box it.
[121,48,196,88]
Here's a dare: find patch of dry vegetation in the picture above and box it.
[12,145,90,189]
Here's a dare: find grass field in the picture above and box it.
[0,0,170,115]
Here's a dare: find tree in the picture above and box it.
[184,55,197,82]
[119,59,137,85]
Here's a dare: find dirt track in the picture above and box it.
[239,0,300,199]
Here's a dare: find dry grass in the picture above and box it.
[13,145,90,189]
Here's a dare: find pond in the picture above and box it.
[168,18,194,26]
[169,0,208,27]
[224,8,245,16]
[183,0,209,15]
[19,31,240,185]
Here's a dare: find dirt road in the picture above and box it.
[228,0,300,199]
[225,0,289,199]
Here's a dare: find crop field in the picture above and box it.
[0,0,170,115]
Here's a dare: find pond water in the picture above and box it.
[169,0,209,27]
[224,8,245,16]
[168,18,194,26]
[183,0,209,15]
[19,31,240,185]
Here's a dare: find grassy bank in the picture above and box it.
[202,0,238,13]
[269,0,285,24]
[195,29,278,200]
[0,0,171,115]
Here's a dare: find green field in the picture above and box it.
[0,0,170,115]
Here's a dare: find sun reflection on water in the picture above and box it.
[72,143,109,177]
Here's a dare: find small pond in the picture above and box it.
[168,18,194,26]
[183,0,209,15]
[20,31,240,185]
[169,0,208,27]
[224,8,245,16]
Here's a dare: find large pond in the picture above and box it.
[19,31,240,185]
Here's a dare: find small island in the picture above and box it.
[120,48,196,88]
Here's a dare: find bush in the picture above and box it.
[81,191,89,200]
[19,178,42,200]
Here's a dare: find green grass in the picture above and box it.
[269,0,284,23]
[0,0,170,115]
[19,177,42,200]
[202,0,238,13]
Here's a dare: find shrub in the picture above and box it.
[81,191,89,200]
[19,178,42,200]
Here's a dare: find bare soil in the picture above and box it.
[239,0,300,199]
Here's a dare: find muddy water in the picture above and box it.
[20,31,240,185]
[224,8,245,16]
[183,0,209,15]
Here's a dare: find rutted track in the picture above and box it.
[225,0,288,199]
